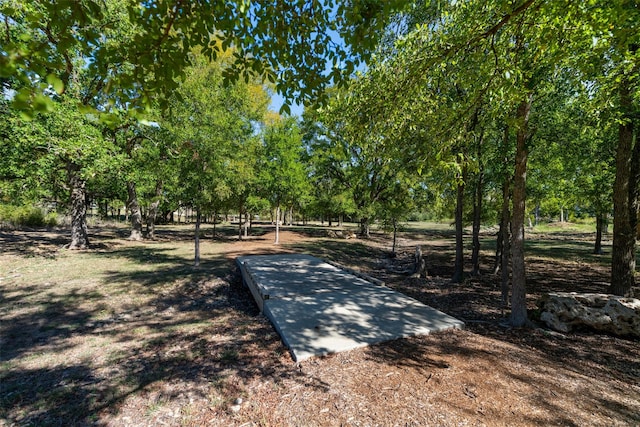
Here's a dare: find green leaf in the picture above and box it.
[46,74,65,95]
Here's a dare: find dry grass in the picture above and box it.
[1,223,638,426]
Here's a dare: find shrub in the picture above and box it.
[0,205,58,228]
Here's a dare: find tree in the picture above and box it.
[1,99,112,248]
[260,116,309,244]
[1,0,409,113]
[165,51,264,265]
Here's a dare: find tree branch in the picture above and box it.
[154,0,183,51]
[42,23,73,92]
[475,0,538,42]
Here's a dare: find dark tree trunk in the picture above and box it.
[452,164,467,283]
[611,73,637,296]
[392,218,398,255]
[594,213,604,255]
[493,126,511,278]
[212,210,217,240]
[238,203,244,241]
[67,161,89,249]
[146,180,163,240]
[471,168,484,277]
[510,96,533,327]
[500,176,512,313]
[194,208,201,267]
[496,125,513,308]
[126,181,143,241]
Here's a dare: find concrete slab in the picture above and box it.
[237,254,464,362]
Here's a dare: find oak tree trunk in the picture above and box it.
[275,205,280,244]
[500,176,512,312]
[67,161,89,250]
[194,208,201,267]
[238,203,244,241]
[126,181,143,241]
[360,218,371,238]
[452,164,467,283]
[471,171,484,277]
[611,74,637,296]
[493,227,503,276]
[145,180,163,240]
[594,213,604,255]
[392,218,398,255]
[212,211,217,240]
[510,96,533,327]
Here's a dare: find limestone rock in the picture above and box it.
[538,292,640,338]
[326,229,356,239]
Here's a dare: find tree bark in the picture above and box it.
[392,218,398,255]
[500,176,512,312]
[471,165,484,277]
[493,227,503,276]
[194,208,201,267]
[145,180,163,240]
[412,246,427,278]
[126,181,143,241]
[594,213,604,255]
[360,218,371,238]
[275,204,280,244]
[67,161,89,249]
[238,203,244,241]
[510,95,533,327]
[611,74,637,296]
[452,163,467,283]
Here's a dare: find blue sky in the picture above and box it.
[269,92,304,117]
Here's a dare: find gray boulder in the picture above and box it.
[538,292,640,338]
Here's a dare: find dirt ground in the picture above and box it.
[1,224,639,426]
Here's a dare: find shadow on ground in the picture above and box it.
[0,241,325,426]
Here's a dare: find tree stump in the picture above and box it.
[411,246,427,278]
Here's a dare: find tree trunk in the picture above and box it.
[494,126,511,280]
[510,95,533,327]
[275,205,280,244]
[412,246,427,278]
[127,181,143,241]
[392,218,398,255]
[471,170,484,277]
[493,227,503,276]
[611,73,637,296]
[360,218,371,238]
[594,213,604,255]
[501,177,512,313]
[145,180,163,240]
[452,164,467,283]
[67,161,89,249]
[213,211,217,240]
[238,204,243,241]
[194,208,201,267]
[244,211,249,238]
